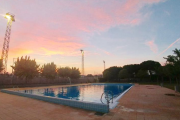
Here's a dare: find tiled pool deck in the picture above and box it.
[0,84,180,120]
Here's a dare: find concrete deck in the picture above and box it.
[0,84,179,120]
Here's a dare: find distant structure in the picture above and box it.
[1,13,15,73]
[80,49,84,76]
[103,60,105,70]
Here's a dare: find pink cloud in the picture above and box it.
[146,40,158,53]
[12,0,164,34]
[3,0,164,58]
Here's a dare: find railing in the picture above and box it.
[100,90,114,106]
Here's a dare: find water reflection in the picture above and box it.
[57,86,80,100]
[104,85,131,98]
[22,84,132,103]
[44,88,55,97]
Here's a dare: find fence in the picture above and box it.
[0,75,95,88]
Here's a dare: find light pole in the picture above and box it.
[103,60,105,71]
[102,60,105,78]
[1,13,15,73]
[80,49,84,76]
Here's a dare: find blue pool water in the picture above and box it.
[19,83,133,108]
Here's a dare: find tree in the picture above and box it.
[0,59,3,72]
[58,67,80,79]
[164,48,180,85]
[103,66,122,81]
[154,66,165,83]
[137,69,148,81]
[123,64,141,78]
[87,74,93,77]
[11,56,39,80]
[140,60,161,80]
[103,70,111,80]
[41,62,57,79]
[118,69,129,79]
[58,67,71,78]
[163,64,173,84]
[70,67,80,79]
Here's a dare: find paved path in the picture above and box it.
[0,85,179,120]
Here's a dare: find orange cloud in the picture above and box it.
[40,47,64,55]
[9,48,33,58]
[11,38,85,56]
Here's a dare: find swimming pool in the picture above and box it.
[1,83,133,113]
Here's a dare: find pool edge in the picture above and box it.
[1,89,109,113]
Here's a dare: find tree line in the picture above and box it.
[103,48,180,85]
[0,56,80,80]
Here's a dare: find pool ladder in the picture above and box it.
[100,91,114,105]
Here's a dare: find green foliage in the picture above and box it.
[140,60,161,71]
[163,64,173,78]
[140,60,161,80]
[154,66,164,77]
[123,64,141,77]
[164,48,180,65]
[11,56,39,79]
[58,67,71,78]
[137,70,148,79]
[0,59,4,72]
[118,69,129,79]
[103,66,122,80]
[41,62,57,79]
[103,70,111,79]
[87,74,93,77]
[164,48,180,85]
[70,67,80,79]
[58,67,80,79]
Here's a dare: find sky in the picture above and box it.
[0,0,180,75]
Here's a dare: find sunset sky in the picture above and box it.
[0,0,180,75]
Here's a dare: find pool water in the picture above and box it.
[19,83,133,108]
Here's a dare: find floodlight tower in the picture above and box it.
[1,13,15,73]
[80,49,84,76]
[103,60,105,70]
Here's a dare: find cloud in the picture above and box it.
[9,48,33,58]
[145,40,158,53]
[159,38,180,56]
[1,0,165,74]
[10,0,165,37]
[164,10,170,16]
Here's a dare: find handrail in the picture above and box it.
[100,90,114,105]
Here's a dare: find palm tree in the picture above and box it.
[164,48,180,85]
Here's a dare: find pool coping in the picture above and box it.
[1,88,109,113]
[91,83,134,109]
[109,84,134,109]
[1,83,133,113]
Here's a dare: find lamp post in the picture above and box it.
[80,49,84,76]
[102,60,105,78]
[103,60,105,70]
[1,13,15,73]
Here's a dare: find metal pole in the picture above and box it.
[103,60,105,70]
[80,50,84,76]
[1,13,15,74]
